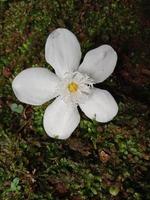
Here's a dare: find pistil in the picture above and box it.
[68,82,78,93]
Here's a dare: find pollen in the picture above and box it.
[68,82,78,93]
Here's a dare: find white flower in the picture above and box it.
[12,28,118,140]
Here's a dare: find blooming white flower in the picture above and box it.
[12,28,118,139]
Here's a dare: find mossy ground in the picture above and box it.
[0,0,150,199]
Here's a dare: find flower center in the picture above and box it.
[56,71,95,105]
[68,82,78,93]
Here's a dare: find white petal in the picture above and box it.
[12,68,59,105]
[45,28,81,78]
[43,97,80,139]
[79,45,117,83]
[79,88,118,122]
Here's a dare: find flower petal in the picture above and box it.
[79,45,117,83]
[45,28,81,78]
[43,97,80,139]
[12,67,59,105]
[79,88,118,122]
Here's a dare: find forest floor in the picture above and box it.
[0,0,150,199]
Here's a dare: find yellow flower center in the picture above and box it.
[68,82,78,93]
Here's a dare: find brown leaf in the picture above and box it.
[72,196,83,200]
[67,138,91,157]
[3,67,12,78]
[55,182,68,194]
[99,150,110,163]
